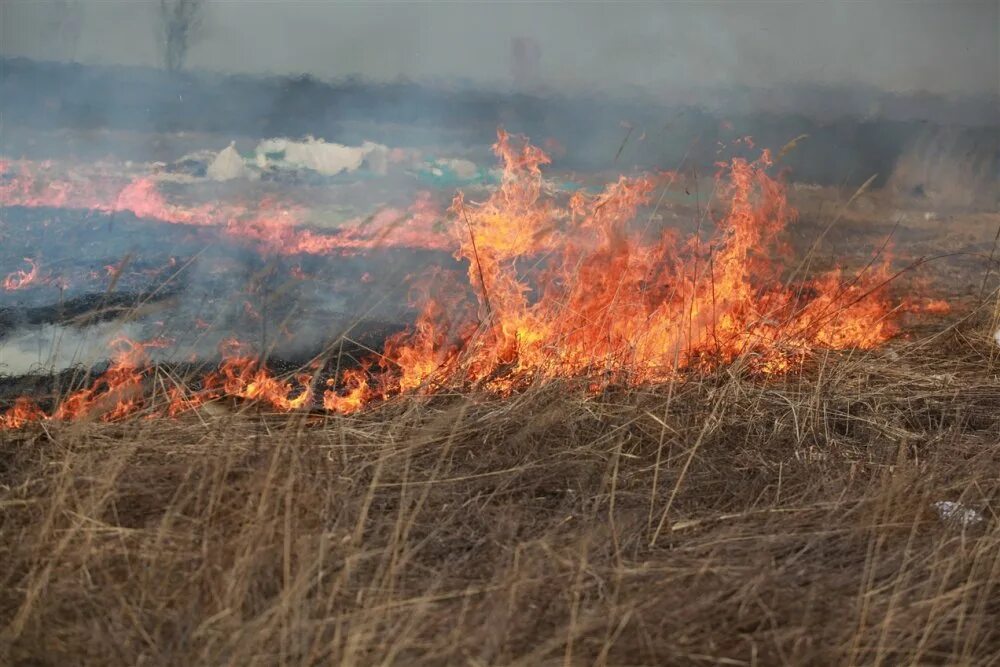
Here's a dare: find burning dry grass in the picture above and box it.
[1,313,998,665]
[2,131,959,427]
[2,128,998,663]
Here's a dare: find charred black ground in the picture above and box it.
[0,202,463,393]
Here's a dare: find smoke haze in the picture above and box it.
[2,1,997,97]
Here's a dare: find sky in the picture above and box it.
[1,1,997,97]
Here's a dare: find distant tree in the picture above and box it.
[158,0,205,72]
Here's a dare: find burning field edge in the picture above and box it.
[1,312,998,665]
[1,130,971,428]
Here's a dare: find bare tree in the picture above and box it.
[158,0,205,72]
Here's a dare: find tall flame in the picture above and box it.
[379,130,898,392]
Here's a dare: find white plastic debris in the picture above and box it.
[435,158,479,180]
[207,142,253,181]
[994,328,1000,348]
[932,501,984,528]
[254,137,388,176]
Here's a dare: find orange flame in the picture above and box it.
[380,130,901,392]
[164,385,208,417]
[1,163,449,256]
[52,336,170,422]
[322,368,372,414]
[0,398,46,429]
[3,258,39,291]
[202,339,313,411]
[0,337,169,427]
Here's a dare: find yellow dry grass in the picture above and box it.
[1,305,998,665]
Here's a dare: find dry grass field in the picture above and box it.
[2,136,999,664]
[2,301,998,665]
[2,9,998,663]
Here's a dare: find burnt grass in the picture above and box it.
[1,311,998,665]
[0,204,457,392]
[0,290,187,339]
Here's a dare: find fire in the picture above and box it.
[378,130,900,392]
[0,337,169,427]
[0,398,45,429]
[322,368,372,414]
[3,258,39,291]
[165,385,207,418]
[911,298,951,315]
[0,337,319,428]
[0,130,946,430]
[1,162,449,256]
[53,336,169,421]
[202,339,314,411]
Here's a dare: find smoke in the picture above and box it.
[1,2,996,170]
[0,321,150,376]
[888,127,1000,209]
[1,2,997,97]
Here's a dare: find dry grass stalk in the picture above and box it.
[1,313,998,665]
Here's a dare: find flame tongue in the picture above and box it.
[1,163,449,256]
[381,131,898,391]
[52,336,169,422]
[202,339,314,412]
[0,337,322,429]
[322,368,372,414]
[0,398,46,430]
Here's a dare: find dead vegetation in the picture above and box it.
[1,304,998,665]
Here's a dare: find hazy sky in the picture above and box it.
[1,1,997,96]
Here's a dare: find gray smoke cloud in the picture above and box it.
[1,0,997,97]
